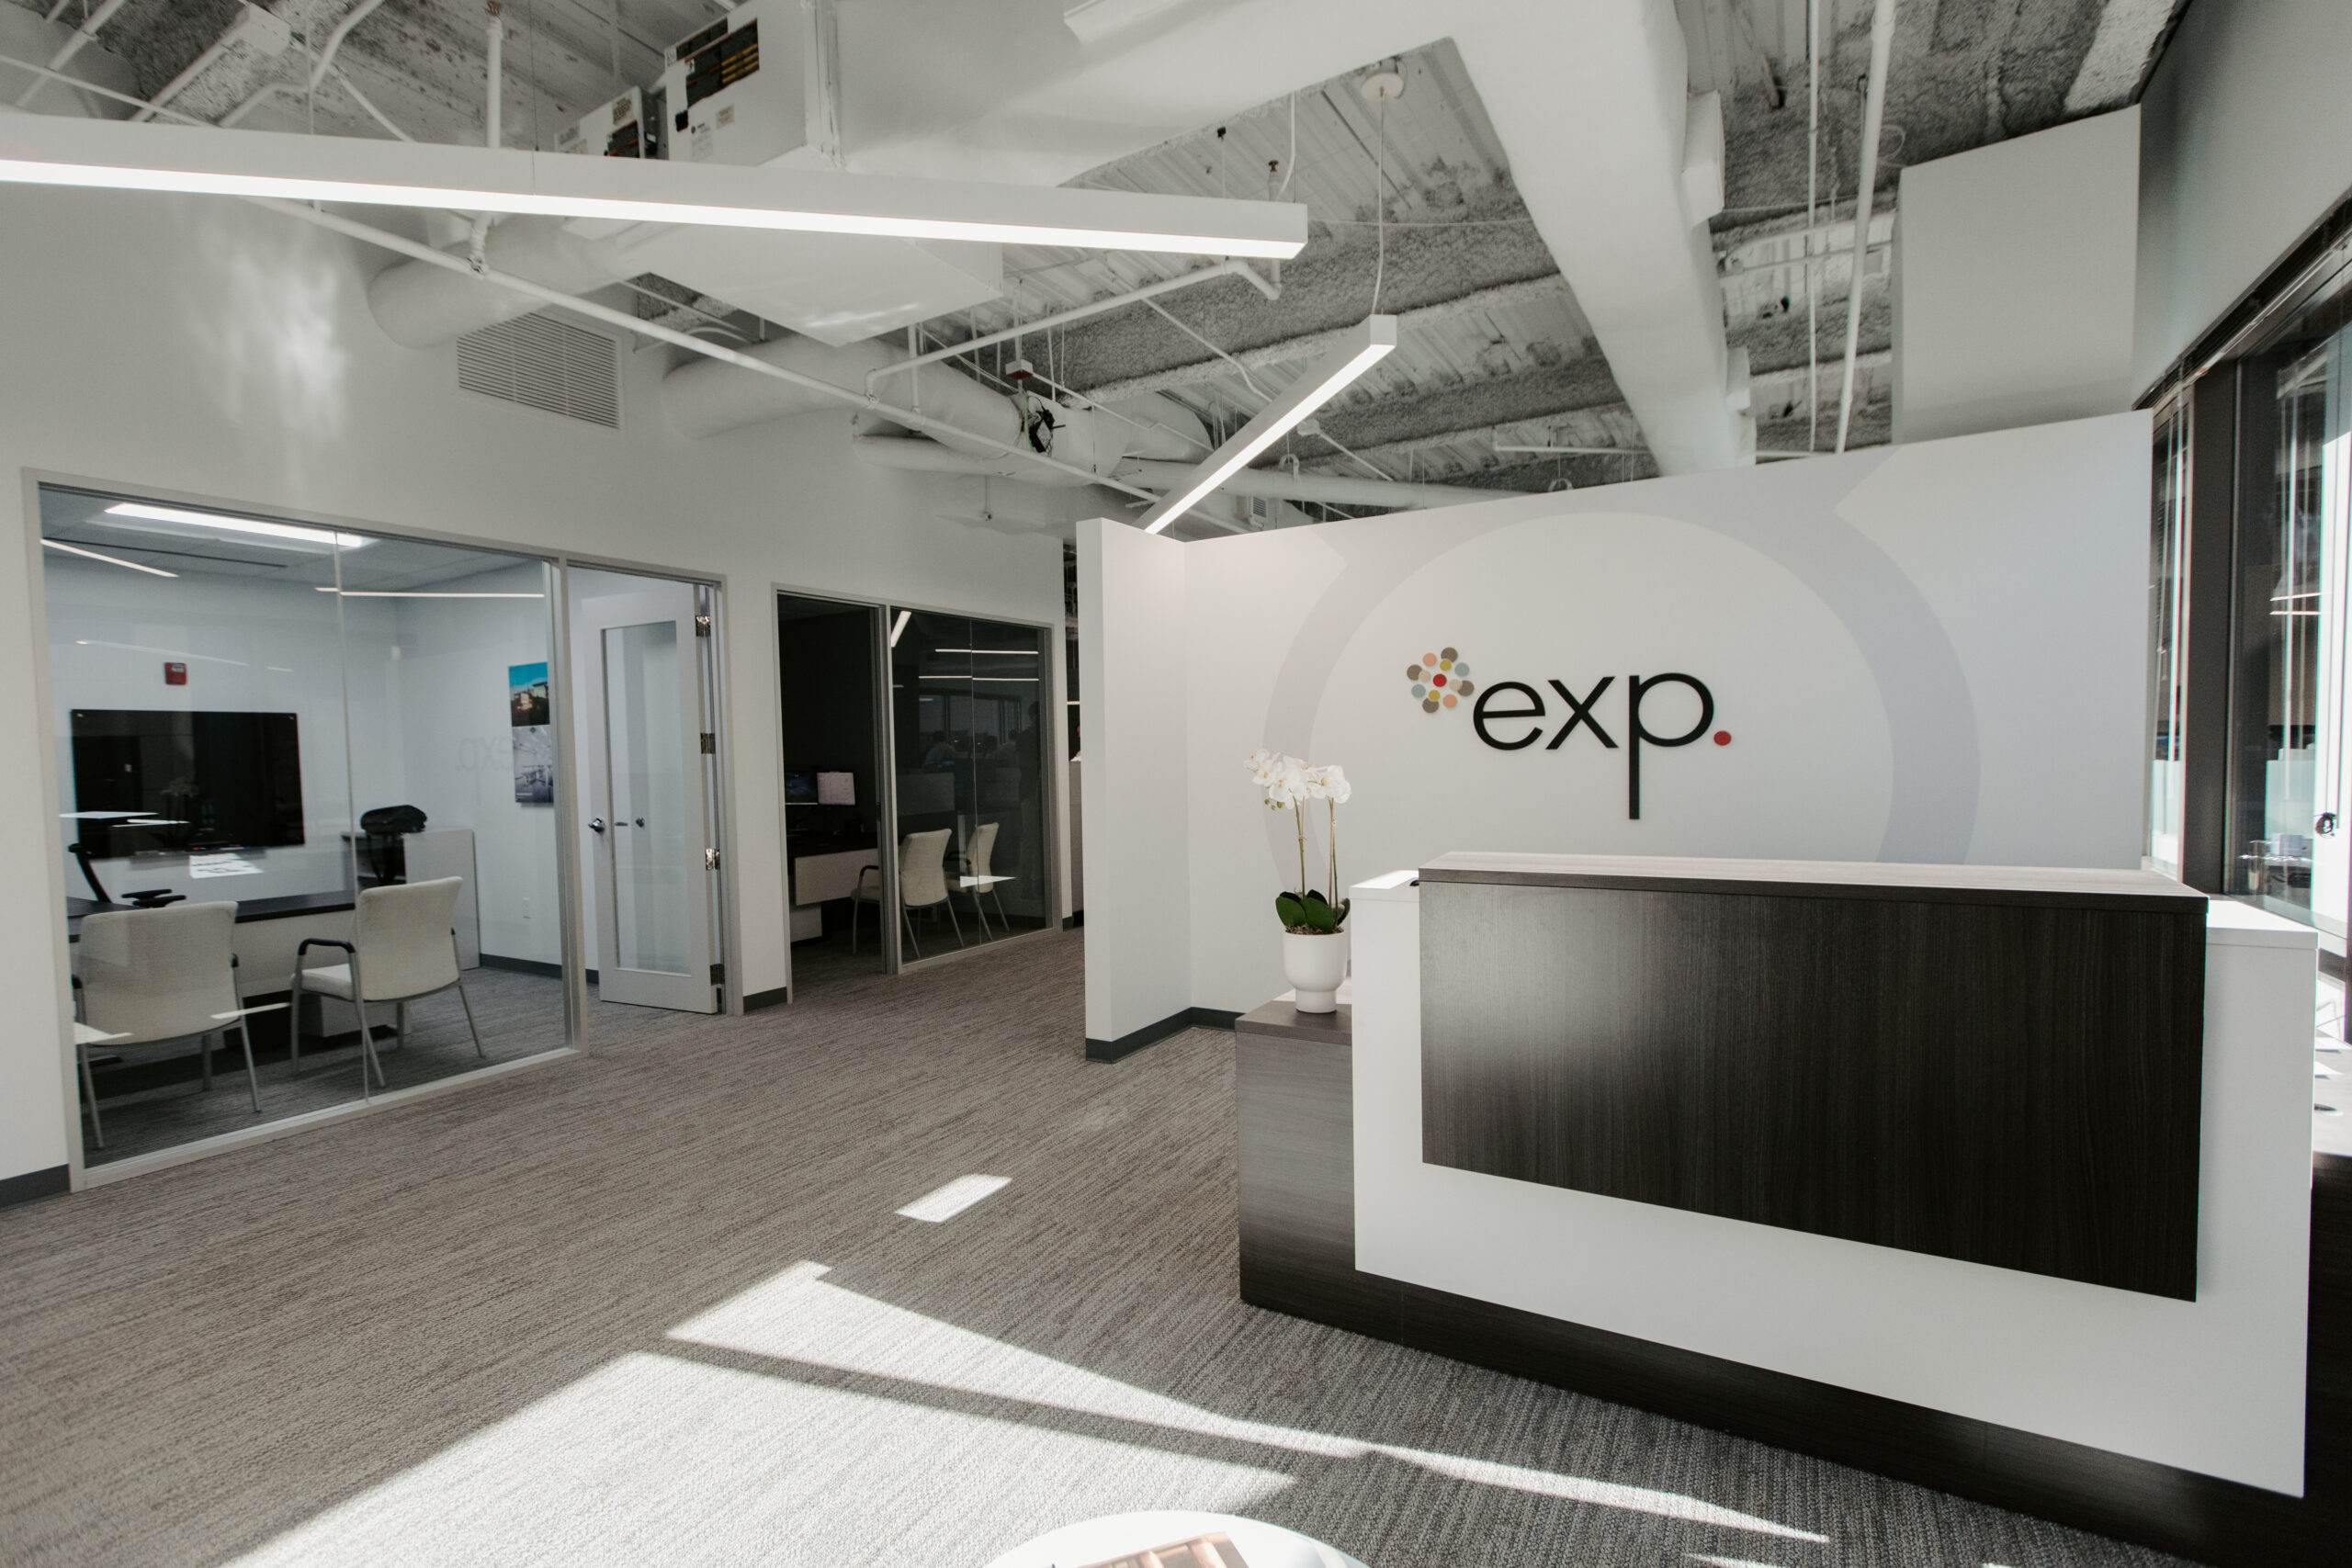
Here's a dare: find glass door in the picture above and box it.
[888,610,1052,960]
[577,582,718,1011]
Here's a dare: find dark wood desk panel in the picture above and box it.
[1420,871,2208,1299]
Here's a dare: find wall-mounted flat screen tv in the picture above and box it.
[70,710,304,852]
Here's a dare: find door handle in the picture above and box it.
[635,817,646,828]
[589,818,605,833]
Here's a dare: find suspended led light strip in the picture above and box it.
[104,502,370,548]
[0,117,1309,258]
[41,537,178,577]
[312,587,544,598]
[1138,316,1398,535]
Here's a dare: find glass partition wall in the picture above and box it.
[887,610,1053,959]
[2227,328,2352,934]
[40,484,573,1168]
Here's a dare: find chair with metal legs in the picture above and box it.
[851,829,961,958]
[957,820,1014,940]
[73,900,259,1150]
[289,877,483,1088]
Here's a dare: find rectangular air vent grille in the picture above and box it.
[457,310,620,429]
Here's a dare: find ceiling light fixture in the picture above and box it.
[312,587,544,598]
[888,610,912,648]
[104,502,369,549]
[41,537,178,577]
[0,117,1309,258]
[1138,315,1397,535]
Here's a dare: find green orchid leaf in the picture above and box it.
[1301,898,1339,933]
[1274,892,1307,928]
[1333,897,1351,929]
[1300,889,1331,911]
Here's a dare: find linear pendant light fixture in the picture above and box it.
[0,116,1309,258]
[103,502,370,549]
[1138,315,1398,534]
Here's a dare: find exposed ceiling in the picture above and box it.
[4,0,2193,513]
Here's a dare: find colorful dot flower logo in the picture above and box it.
[1408,647,1475,714]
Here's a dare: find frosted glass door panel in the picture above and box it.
[605,621,689,974]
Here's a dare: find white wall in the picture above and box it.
[1075,520,1190,1046]
[1894,109,2139,443]
[0,185,1065,1187]
[386,560,563,966]
[43,558,375,904]
[2136,0,2352,391]
[1080,413,2151,1018]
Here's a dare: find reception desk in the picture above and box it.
[1237,853,2317,1556]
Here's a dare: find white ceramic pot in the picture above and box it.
[1282,929,1349,1013]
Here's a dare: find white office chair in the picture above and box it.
[289,877,483,1088]
[960,820,1013,938]
[73,901,257,1149]
[852,829,962,958]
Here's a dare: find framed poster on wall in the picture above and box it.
[510,661,554,804]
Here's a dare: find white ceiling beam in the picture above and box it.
[0,114,1308,256]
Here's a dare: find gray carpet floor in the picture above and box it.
[0,930,2189,1568]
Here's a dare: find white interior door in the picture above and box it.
[578,585,718,1011]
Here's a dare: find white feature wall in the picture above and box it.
[1894,108,2140,444]
[0,185,1065,1189]
[2136,0,2352,391]
[1080,412,2152,1019]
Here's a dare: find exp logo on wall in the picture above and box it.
[1411,645,1728,819]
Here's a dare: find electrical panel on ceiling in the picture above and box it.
[656,0,813,169]
[555,86,654,160]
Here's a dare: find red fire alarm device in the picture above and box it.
[164,662,187,685]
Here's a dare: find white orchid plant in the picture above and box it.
[1246,750,1352,933]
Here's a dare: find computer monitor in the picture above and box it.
[817,771,854,806]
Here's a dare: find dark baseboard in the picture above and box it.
[1238,1025,2352,1567]
[744,986,788,1012]
[1086,1006,1230,1062]
[478,953,563,978]
[1063,911,1084,929]
[0,1165,69,1208]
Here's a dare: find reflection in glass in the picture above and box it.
[605,620,690,974]
[2235,329,2352,934]
[888,610,1051,956]
[2147,400,2189,877]
[40,483,570,1165]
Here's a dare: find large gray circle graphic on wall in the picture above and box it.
[1257,455,1981,867]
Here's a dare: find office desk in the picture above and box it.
[789,846,878,942]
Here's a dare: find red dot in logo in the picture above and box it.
[1713,730,1732,745]
[1431,672,1447,687]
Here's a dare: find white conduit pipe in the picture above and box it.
[851,438,1511,511]
[0,47,203,123]
[333,65,413,141]
[245,197,1167,505]
[1835,0,1896,454]
[12,0,130,107]
[308,0,390,92]
[484,16,502,149]
[132,5,251,122]
[866,259,1279,389]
